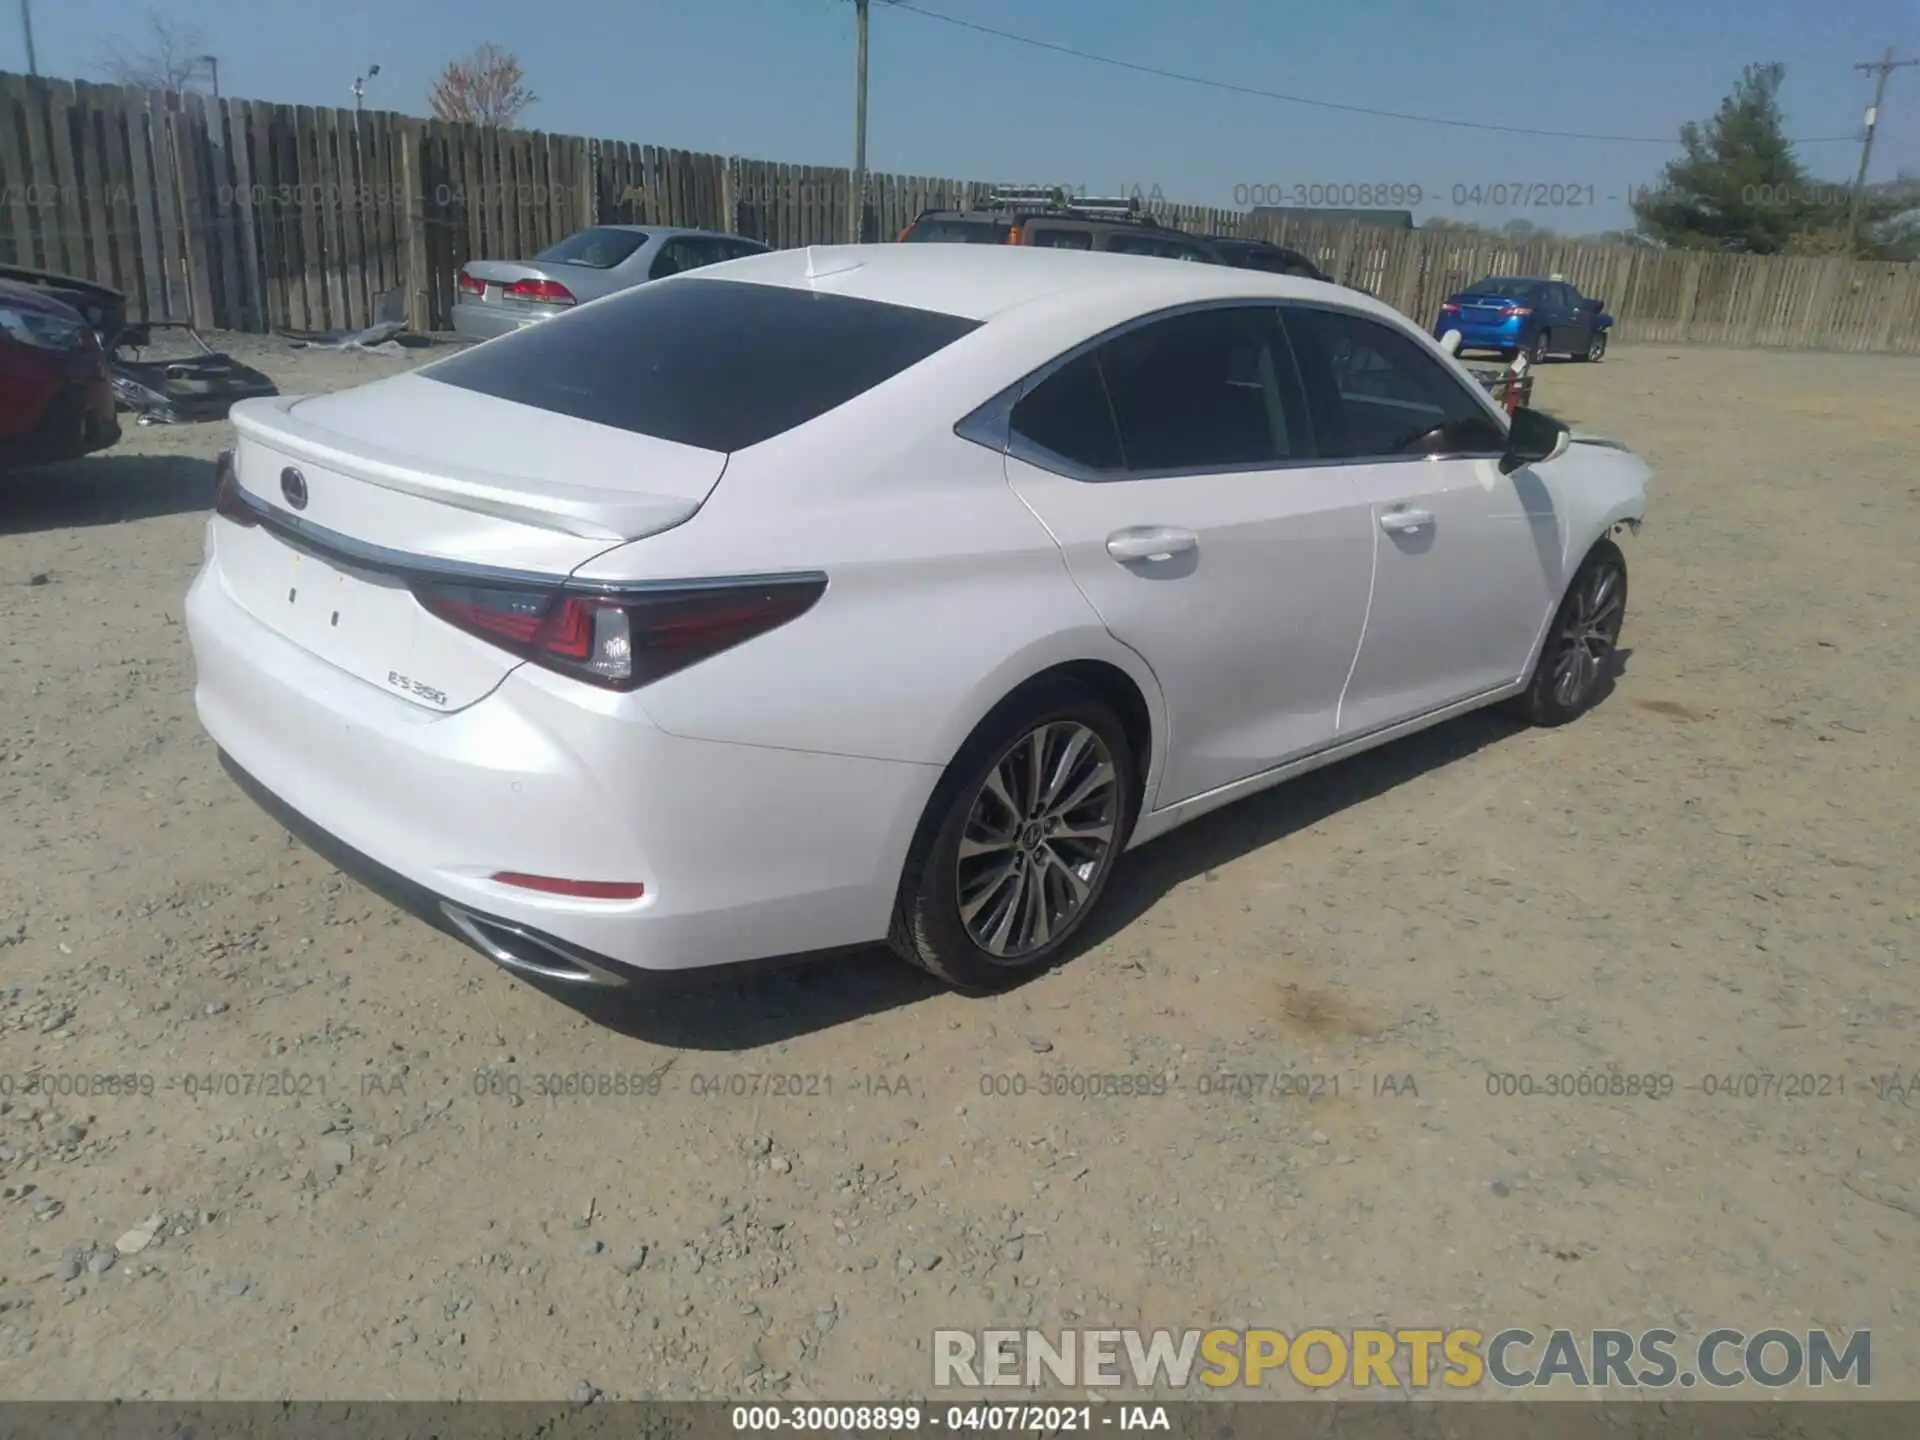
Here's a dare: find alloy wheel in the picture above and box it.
[1588,331,1607,361]
[954,721,1119,961]
[1548,560,1625,709]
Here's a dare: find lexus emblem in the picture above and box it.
[280,466,308,510]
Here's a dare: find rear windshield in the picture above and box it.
[1463,277,1539,298]
[423,277,982,452]
[532,228,650,269]
[904,218,1011,244]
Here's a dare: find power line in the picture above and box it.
[888,2,1860,147]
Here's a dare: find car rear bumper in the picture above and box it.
[1436,320,1525,350]
[185,538,938,981]
[449,301,547,342]
[0,372,118,469]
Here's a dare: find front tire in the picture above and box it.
[1513,539,1628,726]
[889,680,1137,993]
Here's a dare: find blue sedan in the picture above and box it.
[1434,276,1611,362]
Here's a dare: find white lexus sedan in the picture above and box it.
[186,244,1649,994]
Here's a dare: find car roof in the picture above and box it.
[699,242,1392,324]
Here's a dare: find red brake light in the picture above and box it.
[212,449,259,527]
[491,873,646,900]
[457,270,485,297]
[504,278,575,305]
[1440,303,1461,313]
[1501,304,1532,317]
[411,577,827,691]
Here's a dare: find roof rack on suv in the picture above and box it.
[979,189,1149,221]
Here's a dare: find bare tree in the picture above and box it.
[93,10,211,92]
[429,44,537,127]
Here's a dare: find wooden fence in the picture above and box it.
[5,70,1920,351]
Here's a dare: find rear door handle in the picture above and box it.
[1379,507,1433,534]
[1106,526,1198,562]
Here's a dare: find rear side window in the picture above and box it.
[1027,226,1092,250]
[532,228,648,269]
[425,277,982,452]
[1098,306,1306,470]
[904,218,1011,244]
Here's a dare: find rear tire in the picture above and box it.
[1512,539,1628,727]
[1578,329,1608,362]
[889,679,1137,993]
[1527,330,1551,365]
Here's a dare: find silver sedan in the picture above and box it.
[451,225,769,342]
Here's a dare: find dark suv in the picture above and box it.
[898,190,1219,263]
[1199,235,1330,282]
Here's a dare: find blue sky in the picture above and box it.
[15,0,1920,232]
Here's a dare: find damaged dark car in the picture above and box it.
[0,264,279,426]
[109,323,279,424]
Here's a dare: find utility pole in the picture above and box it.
[850,0,869,244]
[1846,47,1919,255]
[19,0,37,76]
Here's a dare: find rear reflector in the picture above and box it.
[491,873,646,900]
[411,575,827,691]
[212,448,259,527]
[504,278,575,305]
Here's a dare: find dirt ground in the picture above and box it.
[0,335,1915,1403]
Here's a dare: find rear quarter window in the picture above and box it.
[423,277,982,453]
[905,219,1011,244]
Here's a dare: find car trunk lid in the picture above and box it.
[1452,290,1528,317]
[217,380,726,712]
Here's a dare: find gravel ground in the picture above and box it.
[0,335,1915,1402]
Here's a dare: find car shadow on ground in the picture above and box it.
[0,451,214,535]
[553,702,1545,1052]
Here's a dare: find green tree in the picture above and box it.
[1632,62,1839,253]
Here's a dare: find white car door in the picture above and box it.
[1281,305,1565,738]
[998,303,1377,809]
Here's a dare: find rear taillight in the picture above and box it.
[1500,305,1532,317]
[212,448,259,527]
[1439,303,1461,313]
[457,270,486,297]
[504,278,575,305]
[411,576,826,691]
[1006,225,1023,244]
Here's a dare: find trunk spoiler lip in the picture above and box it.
[220,474,824,598]
[229,394,715,543]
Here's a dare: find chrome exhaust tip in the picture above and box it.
[439,903,632,988]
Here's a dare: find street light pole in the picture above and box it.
[850,0,869,243]
[20,0,37,76]
[352,63,380,119]
[1846,46,1919,255]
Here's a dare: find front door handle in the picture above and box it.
[1379,507,1433,534]
[1106,526,1198,562]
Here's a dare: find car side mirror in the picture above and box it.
[1499,406,1570,474]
